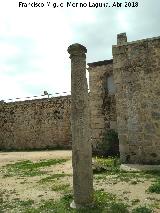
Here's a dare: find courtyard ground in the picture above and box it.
[0,150,160,213]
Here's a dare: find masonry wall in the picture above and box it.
[112,36,160,164]
[88,60,117,151]
[0,96,71,150]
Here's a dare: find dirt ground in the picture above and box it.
[0,150,72,166]
[0,151,72,203]
[0,151,160,212]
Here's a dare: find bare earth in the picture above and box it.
[0,151,160,212]
[0,151,72,204]
[0,150,72,166]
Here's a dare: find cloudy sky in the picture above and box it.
[0,0,160,101]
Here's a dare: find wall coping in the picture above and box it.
[87,59,113,68]
[0,95,71,105]
[113,35,160,48]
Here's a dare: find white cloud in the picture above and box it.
[117,11,129,31]
[0,0,160,101]
[0,0,73,100]
[0,42,20,61]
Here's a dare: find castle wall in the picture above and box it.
[0,96,71,150]
[88,60,117,150]
[113,35,160,164]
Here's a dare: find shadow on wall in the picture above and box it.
[93,129,120,157]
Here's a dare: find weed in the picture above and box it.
[1,159,68,177]
[0,190,130,213]
[51,183,70,192]
[17,199,34,207]
[132,206,153,213]
[39,173,71,183]
[93,156,120,174]
[148,181,160,194]
[142,170,160,179]
[0,198,34,212]
[131,199,140,205]
[149,200,160,209]
[130,180,138,185]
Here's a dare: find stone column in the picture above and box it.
[67,43,93,208]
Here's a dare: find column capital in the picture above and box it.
[67,43,87,57]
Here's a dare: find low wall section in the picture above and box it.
[0,96,71,150]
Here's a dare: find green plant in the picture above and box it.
[148,181,160,194]
[93,156,120,174]
[0,189,130,213]
[39,173,71,183]
[132,206,153,213]
[131,199,140,205]
[1,159,68,177]
[51,183,70,192]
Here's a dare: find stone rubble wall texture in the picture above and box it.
[88,60,117,150]
[112,36,160,164]
[0,96,71,150]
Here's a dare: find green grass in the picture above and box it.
[132,206,153,213]
[148,181,160,194]
[0,196,35,212]
[39,173,71,183]
[0,156,160,212]
[94,170,144,185]
[16,199,34,207]
[94,156,120,167]
[0,190,129,213]
[149,200,160,209]
[39,173,71,192]
[131,199,140,205]
[51,183,70,192]
[142,170,160,180]
[93,156,120,174]
[94,159,160,184]
[27,191,129,213]
[1,159,68,177]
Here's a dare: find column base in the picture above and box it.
[70,200,76,209]
[70,200,94,209]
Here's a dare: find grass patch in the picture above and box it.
[113,171,142,183]
[149,200,160,209]
[94,157,120,167]
[132,206,153,213]
[94,170,143,184]
[148,181,160,194]
[1,159,68,177]
[16,199,34,207]
[39,173,71,183]
[93,157,120,174]
[141,170,160,181]
[0,197,35,212]
[131,199,140,205]
[36,190,129,213]
[39,173,71,192]
[93,157,159,184]
[93,157,160,183]
[51,183,70,192]
[0,190,129,213]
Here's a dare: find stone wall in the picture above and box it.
[88,60,117,150]
[1,33,159,162]
[113,34,160,164]
[0,96,71,150]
